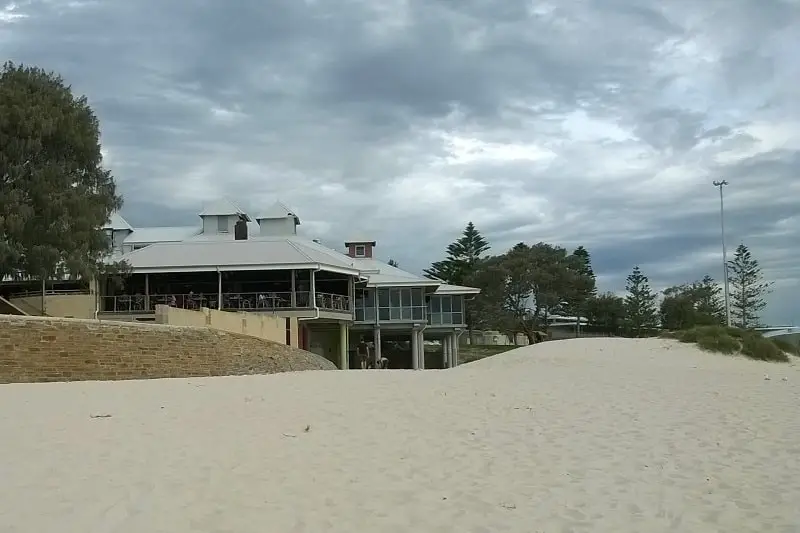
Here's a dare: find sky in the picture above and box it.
[3,0,799,325]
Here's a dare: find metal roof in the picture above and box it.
[104,212,134,231]
[350,258,440,287]
[434,283,481,295]
[198,197,250,219]
[120,235,360,274]
[255,200,301,224]
[123,226,200,244]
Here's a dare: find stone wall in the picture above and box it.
[0,315,336,384]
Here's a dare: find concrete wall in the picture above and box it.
[9,293,96,319]
[154,305,299,347]
[307,327,342,365]
[0,314,335,384]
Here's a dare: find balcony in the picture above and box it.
[100,291,351,314]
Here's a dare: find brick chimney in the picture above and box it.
[344,239,376,259]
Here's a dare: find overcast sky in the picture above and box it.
[3,0,799,324]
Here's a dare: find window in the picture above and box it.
[354,244,366,257]
[132,244,148,250]
[217,216,229,233]
[427,295,466,326]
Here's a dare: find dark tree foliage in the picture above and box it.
[585,292,626,335]
[728,244,772,328]
[387,258,399,268]
[660,275,725,330]
[624,265,658,335]
[0,62,123,282]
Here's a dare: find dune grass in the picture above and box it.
[662,325,792,363]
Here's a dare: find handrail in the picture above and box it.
[10,289,91,298]
[99,291,353,313]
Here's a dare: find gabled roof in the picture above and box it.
[104,212,134,232]
[199,198,250,220]
[255,200,301,224]
[120,235,359,275]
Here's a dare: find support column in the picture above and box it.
[290,269,296,308]
[443,335,451,368]
[144,274,150,311]
[217,270,222,310]
[310,270,316,308]
[411,329,419,370]
[418,330,426,370]
[452,333,459,367]
[339,322,349,370]
[373,327,381,368]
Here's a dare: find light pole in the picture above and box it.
[713,180,731,327]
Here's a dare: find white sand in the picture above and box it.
[2,338,799,532]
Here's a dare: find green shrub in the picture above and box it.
[772,339,800,356]
[741,335,789,362]
[695,333,739,354]
[661,325,790,363]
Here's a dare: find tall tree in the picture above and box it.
[585,292,626,335]
[624,265,658,335]
[692,275,726,325]
[424,221,490,285]
[0,62,123,288]
[387,258,399,268]
[563,246,597,334]
[659,276,725,331]
[727,244,772,328]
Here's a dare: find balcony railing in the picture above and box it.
[100,291,351,313]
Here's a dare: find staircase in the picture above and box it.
[0,296,30,316]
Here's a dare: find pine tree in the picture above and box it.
[727,244,772,328]
[387,258,399,268]
[423,222,490,285]
[624,265,658,335]
[563,246,597,332]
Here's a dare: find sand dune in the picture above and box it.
[1,338,798,532]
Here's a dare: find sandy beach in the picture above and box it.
[1,337,798,532]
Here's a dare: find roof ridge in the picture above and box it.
[285,239,315,263]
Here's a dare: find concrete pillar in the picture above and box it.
[373,327,382,367]
[290,269,296,308]
[452,333,459,367]
[217,270,222,310]
[144,274,150,311]
[339,322,349,370]
[443,335,451,368]
[418,330,426,370]
[310,270,316,308]
[411,329,419,370]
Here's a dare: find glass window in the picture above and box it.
[430,313,442,325]
[355,245,366,257]
[364,308,375,321]
[412,288,423,306]
[431,297,441,313]
[217,216,228,233]
[401,289,411,306]
[379,308,390,321]
[452,296,463,311]
[401,308,412,320]
[378,289,390,307]
[441,296,452,313]
[390,308,401,320]
[452,312,463,324]
[390,289,401,307]
[412,307,424,320]
[355,308,365,321]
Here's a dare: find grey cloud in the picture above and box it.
[3,0,799,324]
